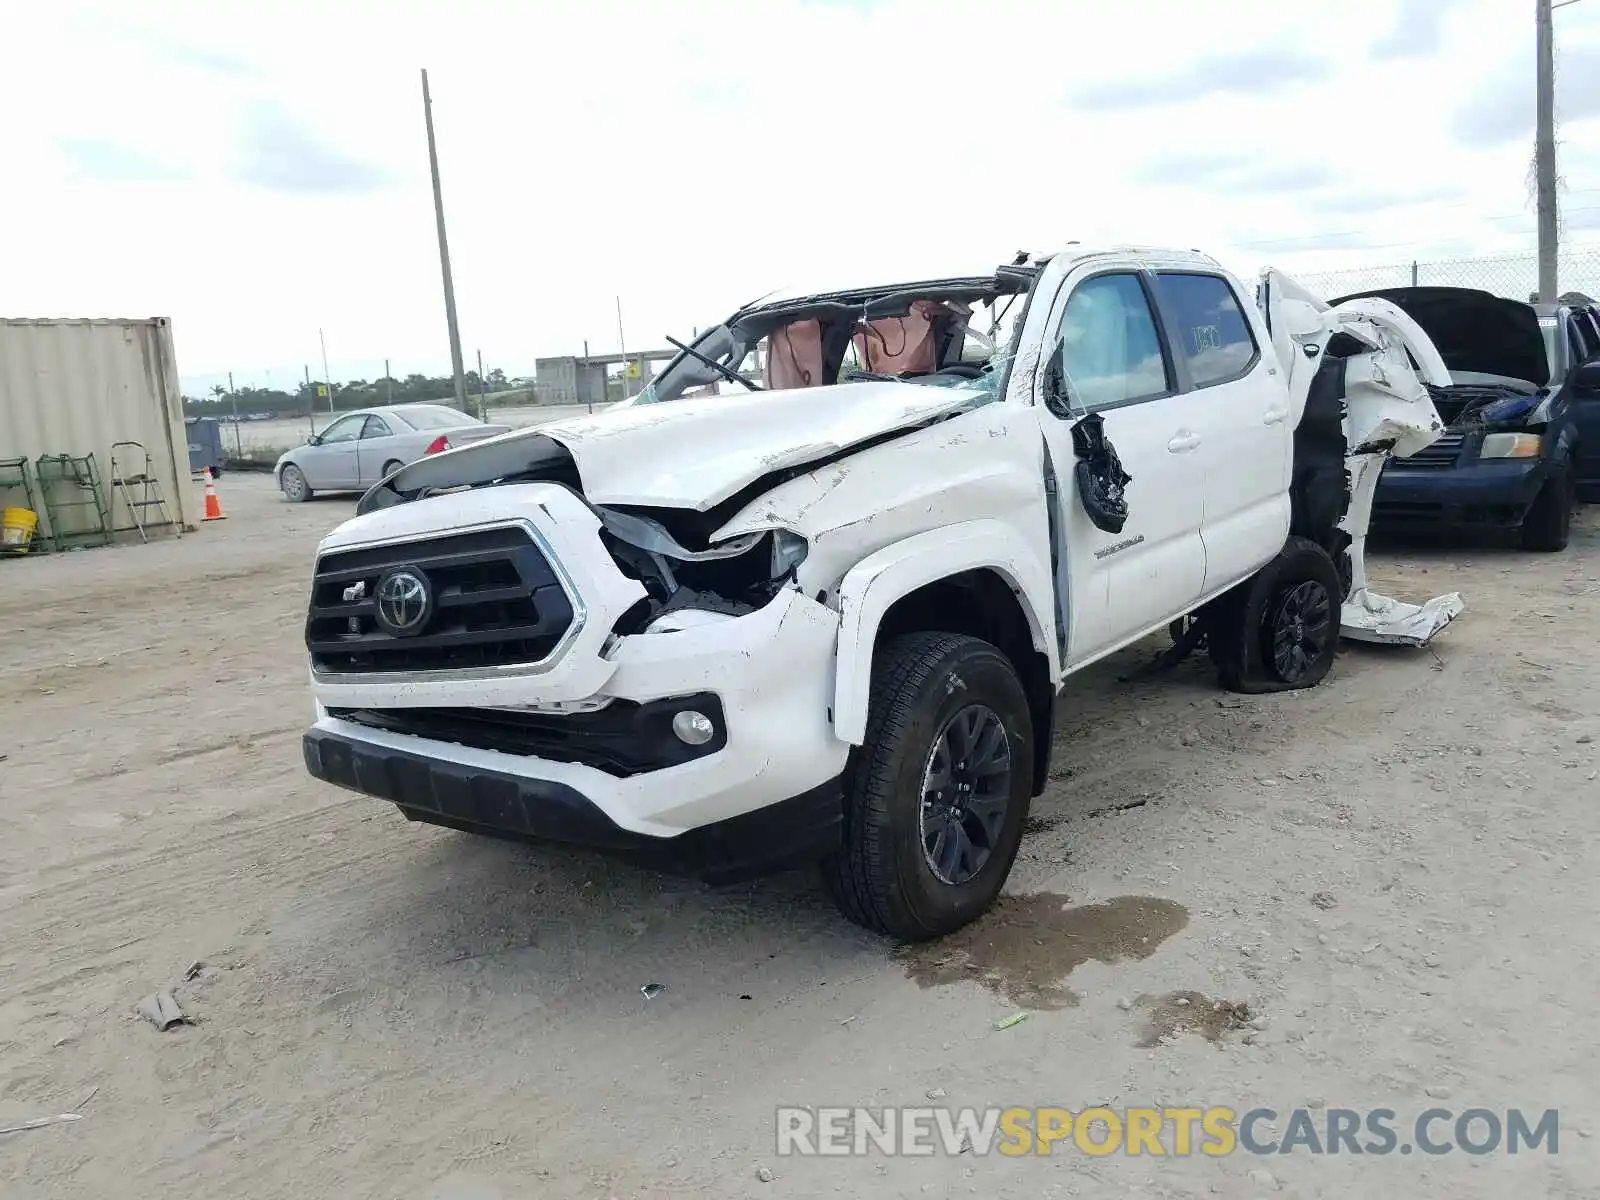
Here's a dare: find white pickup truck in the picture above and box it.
[299,247,1462,941]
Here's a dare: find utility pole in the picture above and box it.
[319,327,335,413]
[385,357,393,405]
[476,348,487,420]
[616,295,627,400]
[422,69,467,409]
[228,370,240,456]
[1536,0,1558,302]
[304,364,314,437]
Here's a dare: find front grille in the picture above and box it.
[325,693,727,777]
[1373,500,1444,520]
[1394,432,1465,470]
[306,525,576,675]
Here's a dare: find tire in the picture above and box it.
[1520,465,1572,552]
[280,463,312,503]
[382,459,404,480]
[1205,535,1342,695]
[823,631,1034,942]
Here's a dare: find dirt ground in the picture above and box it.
[2,474,1597,1200]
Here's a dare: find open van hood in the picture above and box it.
[1328,286,1549,389]
[377,379,983,512]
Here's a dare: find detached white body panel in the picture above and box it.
[1262,270,1467,648]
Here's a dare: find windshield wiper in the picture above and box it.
[666,335,763,392]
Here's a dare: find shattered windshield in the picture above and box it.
[632,274,1032,406]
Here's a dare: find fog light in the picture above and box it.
[671,709,716,746]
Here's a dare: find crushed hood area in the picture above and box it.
[378,379,983,513]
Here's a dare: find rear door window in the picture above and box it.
[1153,272,1259,388]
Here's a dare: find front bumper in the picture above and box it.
[1372,458,1548,531]
[303,482,851,842]
[303,726,844,884]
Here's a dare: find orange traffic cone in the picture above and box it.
[202,468,227,521]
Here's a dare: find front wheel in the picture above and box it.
[1206,536,1342,695]
[823,631,1034,942]
[280,463,312,503]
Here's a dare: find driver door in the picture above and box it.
[1035,266,1208,665]
[1567,344,1600,499]
[302,414,364,490]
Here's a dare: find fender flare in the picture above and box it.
[831,520,1059,745]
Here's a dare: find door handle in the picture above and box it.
[1167,431,1201,453]
[1263,407,1289,425]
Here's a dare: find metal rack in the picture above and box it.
[0,456,45,555]
[34,453,112,551]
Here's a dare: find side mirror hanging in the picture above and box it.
[1042,343,1072,418]
[1070,412,1133,535]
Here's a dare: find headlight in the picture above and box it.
[770,529,809,578]
[1479,433,1541,459]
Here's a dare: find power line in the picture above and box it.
[1233,204,1600,252]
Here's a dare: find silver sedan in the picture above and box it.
[274,404,513,502]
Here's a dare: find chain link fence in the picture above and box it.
[1292,247,1600,302]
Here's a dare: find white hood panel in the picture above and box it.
[529,381,982,510]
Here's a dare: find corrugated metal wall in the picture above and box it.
[0,319,195,543]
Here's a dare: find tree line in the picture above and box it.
[182,367,524,419]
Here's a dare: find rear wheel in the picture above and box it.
[823,632,1034,942]
[1520,465,1572,552]
[1206,536,1342,695]
[382,459,404,480]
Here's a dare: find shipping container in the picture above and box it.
[0,318,195,547]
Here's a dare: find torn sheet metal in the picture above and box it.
[1335,385,1464,649]
[596,505,763,562]
[1341,588,1466,646]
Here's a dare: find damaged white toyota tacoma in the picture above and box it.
[300,247,1463,940]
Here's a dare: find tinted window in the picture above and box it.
[1565,320,1585,370]
[362,416,392,438]
[1154,272,1258,387]
[1569,313,1598,363]
[1055,273,1171,410]
[318,415,364,443]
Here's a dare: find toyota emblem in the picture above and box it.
[374,567,432,635]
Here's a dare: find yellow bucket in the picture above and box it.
[1,506,39,553]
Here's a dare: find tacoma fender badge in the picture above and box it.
[1094,534,1145,560]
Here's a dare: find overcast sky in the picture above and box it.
[5,0,1600,393]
